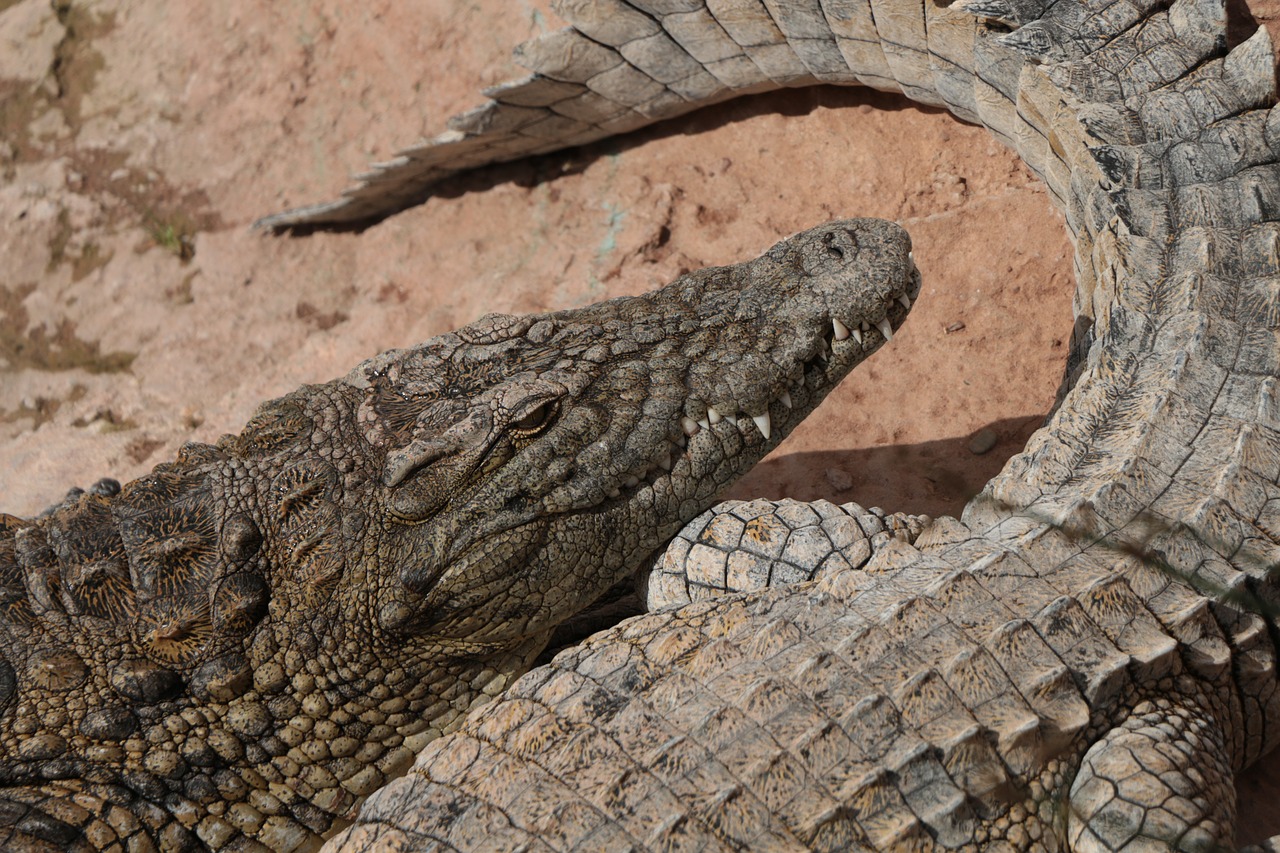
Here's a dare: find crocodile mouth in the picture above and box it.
[603,257,922,502]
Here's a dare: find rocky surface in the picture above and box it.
[1,0,1278,841]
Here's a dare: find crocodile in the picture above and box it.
[0,217,918,850]
[5,0,1280,849]
[237,0,1280,849]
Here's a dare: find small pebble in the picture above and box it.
[825,468,852,491]
[968,428,998,455]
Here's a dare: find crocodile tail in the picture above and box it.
[251,0,995,230]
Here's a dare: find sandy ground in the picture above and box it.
[1,0,1278,842]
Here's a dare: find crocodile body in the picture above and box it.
[0,220,918,850]
[255,0,1280,850]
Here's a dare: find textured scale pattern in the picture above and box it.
[643,498,930,609]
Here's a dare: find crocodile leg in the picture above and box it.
[643,498,929,609]
[1068,696,1236,851]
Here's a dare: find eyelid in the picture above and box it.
[509,398,559,436]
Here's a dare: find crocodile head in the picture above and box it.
[344,218,919,650]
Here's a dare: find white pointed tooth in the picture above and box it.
[876,317,894,341]
[832,318,851,341]
[898,293,912,310]
[681,416,700,437]
[697,417,710,430]
[724,413,738,427]
[752,412,772,440]
[852,328,863,345]
[860,320,870,331]
[779,390,792,409]
[707,407,723,425]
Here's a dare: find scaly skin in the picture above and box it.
[0,220,917,850]
[643,498,931,609]
[260,0,1280,850]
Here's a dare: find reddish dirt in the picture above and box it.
[1,0,1278,840]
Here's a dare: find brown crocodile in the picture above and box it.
[244,0,1280,849]
[0,218,918,850]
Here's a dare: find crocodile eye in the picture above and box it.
[509,400,558,438]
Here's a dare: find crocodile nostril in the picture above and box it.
[822,231,846,259]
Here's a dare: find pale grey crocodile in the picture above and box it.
[246,0,1280,849]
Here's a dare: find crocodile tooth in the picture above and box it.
[852,328,863,345]
[681,417,700,437]
[898,293,912,310]
[779,390,792,409]
[657,450,672,471]
[724,413,739,427]
[860,320,870,331]
[707,407,723,424]
[877,318,893,341]
[624,475,639,488]
[607,486,620,498]
[832,318,851,341]
[752,412,771,440]
[697,418,710,430]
